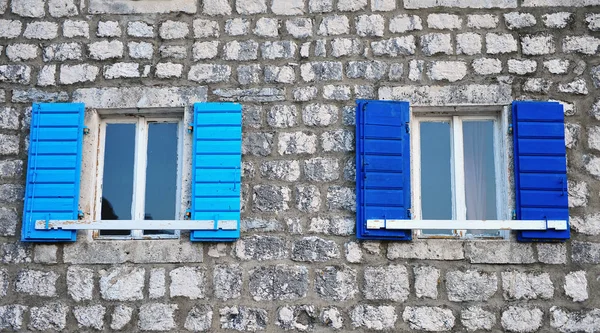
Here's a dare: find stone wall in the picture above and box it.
[1,0,600,331]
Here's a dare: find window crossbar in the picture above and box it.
[35,219,237,230]
[366,219,568,231]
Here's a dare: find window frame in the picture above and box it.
[93,115,185,240]
[409,106,511,240]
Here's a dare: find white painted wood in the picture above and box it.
[35,220,238,230]
[131,117,147,239]
[366,219,568,231]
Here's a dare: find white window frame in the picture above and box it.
[410,106,510,240]
[94,115,184,240]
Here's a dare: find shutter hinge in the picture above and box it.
[407,209,412,219]
[187,124,194,134]
[185,209,192,220]
[508,123,513,135]
[78,210,84,220]
[405,122,410,134]
[83,126,90,135]
[511,210,516,220]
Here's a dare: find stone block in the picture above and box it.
[318,15,350,35]
[138,304,177,331]
[241,218,283,232]
[427,13,462,29]
[33,245,56,264]
[193,19,219,38]
[501,271,553,300]
[169,267,206,299]
[461,307,496,331]
[405,0,516,7]
[37,65,56,86]
[558,78,588,95]
[11,0,44,17]
[214,88,285,102]
[302,104,338,126]
[310,0,332,12]
[74,305,105,330]
[350,304,396,330]
[203,0,231,15]
[267,105,297,128]
[544,59,569,74]
[293,87,318,102]
[63,20,88,37]
[159,21,189,39]
[6,44,37,61]
[277,305,317,331]
[326,185,355,211]
[89,40,123,60]
[388,240,464,260]
[155,62,183,79]
[0,269,7,297]
[60,64,99,84]
[128,21,153,37]
[188,64,231,83]
[315,265,357,300]
[563,36,600,55]
[185,305,212,331]
[252,184,290,211]
[24,22,58,40]
[414,266,440,299]
[543,12,572,28]
[254,17,278,37]
[236,0,267,14]
[486,33,517,54]
[564,271,588,302]
[523,78,552,93]
[364,265,409,302]
[43,43,82,62]
[249,265,308,301]
[0,65,30,84]
[446,270,497,302]
[504,12,536,29]
[0,135,18,154]
[286,18,313,38]
[389,14,422,33]
[278,131,317,155]
[111,305,133,330]
[0,305,26,330]
[97,21,121,37]
[308,216,353,235]
[104,63,140,79]
[403,306,455,331]
[0,243,31,263]
[421,33,453,55]
[271,0,304,15]
[344,241,362,263]
[296,186,322,213]
[292,236,340,262]
[0,208,17,236]
[465,241,535,264]
[219,306,268,331]
[501,306,543,332]
[371,36,416,56]
[234,235,288,261]
[428,61,467,82]
[522,34,555,55]
[89,0,196,13]
[457,33,481,55]
[15,270,58,297]
[225,18,250,36]
[550,307,600,332]
[99,266,145,301]
[260,160,300,181]
[29,303,67,331]
[467,14,498,28]
[261,41,297,59]
[473,58,502,75]
[264,65,295,84]
[214,265,242,300]
[0,20,22,38]
[356,14,385,37]
[148,268,165,299]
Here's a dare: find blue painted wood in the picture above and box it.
[190,102,242,242]
[356,100,411,240]
[22,103,84,242]
[513,101,569,241]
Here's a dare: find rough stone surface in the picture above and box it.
[414,266,440,299]
[461,306,496,331]
[320,307,344,329]
[0,305,26,330]
[564,271,588,302]
[473,58,502,75]
[465,241,535,264]
[501,271,554,300]
[235,235,288,261]
[389,14,422,33]
[543,12,572,28]
[427,13,462,29]
[403,306,455,331]
[74,305,105,330]
[138,303,177,331]
[67,266,94,301]
[504,12,537,29]
[169,266,206,299]
[249,265,308,301]
[388,240,465,260]
[99,266,145,301]
[185,305,212,332]
[350,305,396,330]
[15,270,58,296]
[0,20,22,38]
[486,33,518,54]
[29,303,67,331]
[364,265,409,301]
[315,265,357,301]
[219,306,268,331]
[446,270,498,302]
[421,33,453,55]
[214,265,242,300]
[550,307,600,333]
[11,0,45,17]
[111,305,133,330]
[468,14,498,28]
[501,306,543,332]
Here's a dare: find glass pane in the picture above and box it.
[144,122,178,235]
[463,120,499,237]
[420,121,453,235]
[100,123,135,236]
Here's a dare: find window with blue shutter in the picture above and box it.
[513,101,570,241]
[190,102,242,242]
[356,100,412,241]
[22,103,85,242]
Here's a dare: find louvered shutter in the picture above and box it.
[21,103,84,242]
[190,103,242,242]
[356,100,412,240]
[513,101,570,241]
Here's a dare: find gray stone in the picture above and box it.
[0,184,23,203]
[522,34,555,55]
[286,18,313,38]
[219,306,268,331]
[237,64,261,85]
[346,61,388,80]
[264,65,295,84]
[278,132,317,155]
[169,267,206,299]
[261,41,297,59]
[128,21,153,37]
[584,155,600,179]
[160,45,187,59]
[446,270,498,302]
[111,305,133,330]
[591,65,600,87]
[537,243,567,264]
[302,104,338,127]
[128,41,153,59]
[159,20,189,39]
[408,59,424,81]
[587,13,600,31]
[234,235,288,261]
[501,306,543,332]
[148,268,165,299]
[6,44,38,61]
[301,62,342,82]
[467,14,498,28]
[104,63,140,79]
[0,208,17,236]
[0,20,22,38]
[193,19,219,38]
[472,58,502,75]
[203,0,231,15]
[571,214,600,235]
[29,303,67,331]
[501,271,554,300]
[214,265,242,300]
[267,105,297,128]
[37,65,56,86]
[315,265,357,300]
[89,40,123,60]
[504,12,536,29]
[292,236,340,262]
[550,307,600,333]
[63,20,88,37]
[67,266,93,301]
[0,65,30,84]
[364,265,409,302]
[355,85,375,98]
[0,270,7,297]
[323,85,351,100]
[563,35,600,54]
[414,266,440,299]
[322,130,353,152]
[544,59,569,74]
[260,160,300,181]
[241,218,283,232]
[543,12,572,28]
[236,0,267,14]
[421,33,453,55]
[388,240,465,260]
[564,271,588,302]
[338,0,367,11]
[155,62,183,79]
[372,0,395,10]
[185,305,212,332]
[138,303,177,331]
[297,186,322,213]
[15,270,57,296]
[249,265,308,301]
[241,105,262,129]
[371,36,416,56]
[405,0,517,7]
[11,0,44,17]
[308,216,353,235]
[331,38,362,57]
[558,78,588,95]
[188,64,231,83]
[327,186,355,211]
[0,305,26,330]
[486,33,518,54]
[243,133,273,157]
[60,64,99,84]
[0,134,19,155]
[389,14,422,33]
[0,243,31,263]
[317,15,350,36]
[427,13,462,29]
[457,32,481,55]
[214,88,285,102]
[89,0,196,14]
[461,306,496,331]
[277,305,317,331]
[272,0,303,14]
[0,160,23,179]
[293,87,318,102]
[74,305,105,330]
[465,241,535,264]
[350,305,396,330]
[0,108,19,130]
[97,21,121,37]
[99,266,145,301]
[403,306,455,331]
[356,14,385,37]
[320,307,344,329]
[225,18,249,36]
[254,17,278,37]
[23,22,58,39]
[428,61,467,82]
[523,78,552,93]
[12,89,68,103]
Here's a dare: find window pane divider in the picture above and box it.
[451,116,467,236]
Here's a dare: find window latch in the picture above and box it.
[187,124,194,134]
[508,123,513,135]
[77,210,84,220]
[83,126,90,135]
[405,122,410,134]
[185,209,192,220]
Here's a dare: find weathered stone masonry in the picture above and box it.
[1,0,600,331]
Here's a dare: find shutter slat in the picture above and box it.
[190,102,242,242]
[356,100,412,240]
[513,101,569,241]
[22,103,84,242]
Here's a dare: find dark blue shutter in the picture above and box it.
[22,103,84,242]
[513,101,569,241]
[356,100,412,240]
[190,102,242,242]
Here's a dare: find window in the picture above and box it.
[411,113,506,239]
[355,100,569,242]
[22,102,243,243]
[96,116,183,239]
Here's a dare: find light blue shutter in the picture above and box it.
[190,102,242,242]
[22,103,84,242]
[356,100,412,240]
[513,101,570,241]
